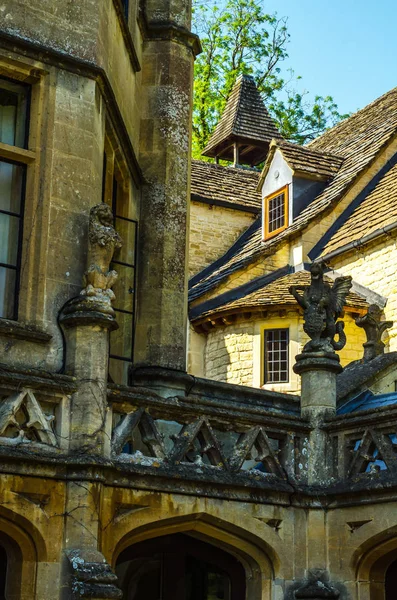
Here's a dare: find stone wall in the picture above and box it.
[332,232,397,351]
[189,201,256,276]
[202,311,366,392]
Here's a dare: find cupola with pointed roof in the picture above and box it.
[202,74,283,167]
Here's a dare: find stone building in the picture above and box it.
[1,3,397,600]
[189,75,397,395]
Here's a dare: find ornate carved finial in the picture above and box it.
[355,304,393,361]
[80,203,123,307]
[289,263,352,355]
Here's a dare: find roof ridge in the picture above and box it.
[230,75,245,135]
[277,139,345,161]
[309,86,397,149]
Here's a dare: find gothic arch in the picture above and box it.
[355,526,397,600]
[109,512,279,600]
[0,516,38,600]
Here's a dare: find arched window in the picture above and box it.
[116,533,246,600]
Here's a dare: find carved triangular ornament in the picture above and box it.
[111,408,165,458]
[113,503,149,522]
[0,388,57,446]
[168,418,227,468]
[15,492,50,509]
[254,517,283,532]
[229,427,285,478]
[348,428,396,476]
[346,519,372,533]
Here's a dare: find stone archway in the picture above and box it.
[356,534,397,600]
[111,513,277,600]
[115,532,246,600]
[0,521,37,600]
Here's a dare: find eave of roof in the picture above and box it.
[190,266,369,331]
[191,159,261,212]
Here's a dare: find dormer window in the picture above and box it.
[264,185,289,239]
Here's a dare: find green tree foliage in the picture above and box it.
[192,0,348,158]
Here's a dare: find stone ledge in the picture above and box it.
[0,318,52,344]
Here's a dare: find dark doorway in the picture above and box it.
[385,558,397,600]
[116,533,246,600]
[0,545,6,600]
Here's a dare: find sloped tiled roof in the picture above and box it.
[191,269,368,323]
[202,74,282,159]
[191,160,261,212]
[319,160,397,257]
[274,140,344,180]
[190,87,397,301]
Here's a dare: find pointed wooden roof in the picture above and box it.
[202,74,283,166]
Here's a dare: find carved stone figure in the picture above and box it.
[80,203,123,305]
[355,304,393,361]
[289,263,352,354]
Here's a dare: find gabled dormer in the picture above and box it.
[258,140,343,240]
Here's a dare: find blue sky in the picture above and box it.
[264,0,397,115]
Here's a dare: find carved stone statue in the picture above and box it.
[289,263,352,354]
[355,304,393,361]
[80,203,123,307]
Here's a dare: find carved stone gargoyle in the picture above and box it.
[289,263,352,355]
[355,304,393,361]
[59,203,123,328]
[80,203,123,309]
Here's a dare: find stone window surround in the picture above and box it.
[0,58,49,343]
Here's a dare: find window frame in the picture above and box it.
[263,328,289,385]
[102,128,139,384]
[263,184,289,240]
[0,75,32,322]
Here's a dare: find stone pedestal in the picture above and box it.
[60,296,117,454]
[294,352,342,485]
[294,352,342,420]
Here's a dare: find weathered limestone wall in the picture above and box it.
[205,322,255,386]
[332,232,397,351]
[202,312,366,391]
[189,201,256,276]
[187,324,206,377]
[3,468,397,599]
[0,1,142,149]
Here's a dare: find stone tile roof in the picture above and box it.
[191,269,368,322]
[319,160,397,257]
[191,160,261,212]
[337,352,397,402]
[272,140,344,180]
[202,74,282,161]
[190,87,397,301]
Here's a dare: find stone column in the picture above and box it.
[134,0,200,372]
[58,203,122,599]
[294,352,342,485]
